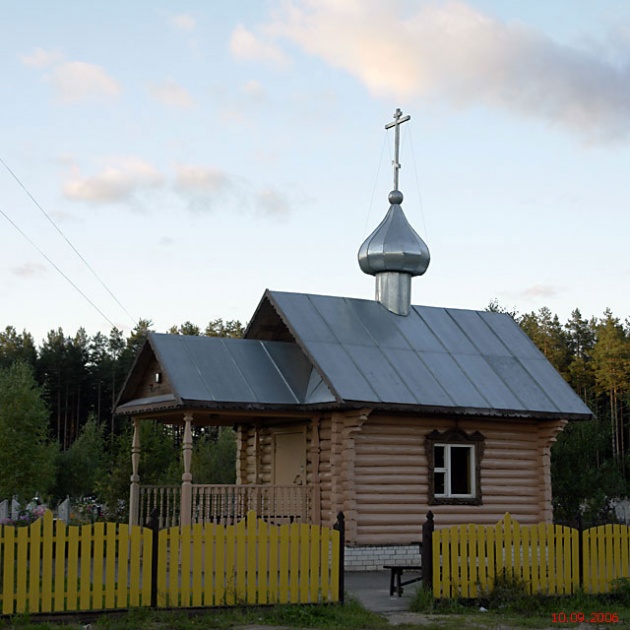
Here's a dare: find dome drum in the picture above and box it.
[375,271,412,316]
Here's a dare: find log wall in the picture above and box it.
[352,415,566,545]
[236,412,566,546]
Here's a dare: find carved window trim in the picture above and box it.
[425,428,485,506]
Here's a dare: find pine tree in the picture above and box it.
[0,362,57,500]
[565,309,596,403]
[519,307,571,376]
[591,310,630,469]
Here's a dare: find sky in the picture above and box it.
[2,0,630,345]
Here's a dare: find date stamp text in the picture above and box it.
[551,612,619,623]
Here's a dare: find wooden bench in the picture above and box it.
[383,564,422,596]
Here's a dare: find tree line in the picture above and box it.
[488,302,630,523]
[0,318,244,449]
[0,318,243,515]
[1,304,629,523]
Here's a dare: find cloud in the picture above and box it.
[47,61,121,103]
[174,163,235,212]
[175,164,231,193]
[62,158,291,217]
[150,79,195,108]
[256,189,290,216]
[171,13,196,31]
[20,47,64,68]
[11,263,47,278]
[230,23,289,67]
[64,158,164,203]
[175,163,290,217]
[243,0,630,143]
[520,285,561,299]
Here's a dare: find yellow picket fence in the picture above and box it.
[0,511,152,614]
[0,510,340,614]
[431,513,630,598]
[583,524,630,594]
[156,510,340,607]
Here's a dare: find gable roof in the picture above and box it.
[116,289,592,420]
[245,290,592,420]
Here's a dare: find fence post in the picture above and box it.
[422,511,434,591]
[334,511,345,604]
[577,512,583,591]
[146,507,160,608]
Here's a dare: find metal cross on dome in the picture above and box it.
[385,107,411,191]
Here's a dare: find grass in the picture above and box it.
[3,595,628,630]
[408,575,630,628]
[5,579,630,629]
[0,598,388,630]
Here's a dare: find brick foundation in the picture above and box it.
[344,544,421,571]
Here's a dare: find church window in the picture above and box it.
[426,429,484,505]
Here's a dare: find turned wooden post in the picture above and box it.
[180,413,193,527]
[129,418,141,527]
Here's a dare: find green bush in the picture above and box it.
[477,569,546,614]
[52,415,107,501]
[611,577,630,605]
[191,428,237,484]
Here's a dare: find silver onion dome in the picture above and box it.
[360,109,430,316]
[358,190,430,276]
[358,190,430,316]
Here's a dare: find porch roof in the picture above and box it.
[115,334,335,415]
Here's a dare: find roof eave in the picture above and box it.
[336,400,592,421]
[115,395,592,422]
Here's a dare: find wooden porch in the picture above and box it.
[137,483,314,529]
[127,414,319,529]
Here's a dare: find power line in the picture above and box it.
[0,205,118,330]
[0,157,138,327]
[363,130,388,237]
[407,126,429,240]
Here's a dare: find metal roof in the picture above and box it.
[116,290,592,420]
[140,333,335,407]
[250,291,592,419]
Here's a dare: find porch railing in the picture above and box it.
[139,485,181,529]
[139,484,313,529]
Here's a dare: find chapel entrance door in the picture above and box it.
[272,428,307,523]
[273,429,306,485]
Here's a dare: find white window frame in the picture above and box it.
[433,443,476,499]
